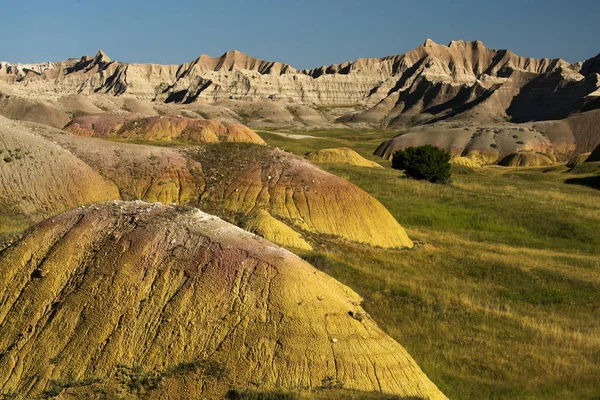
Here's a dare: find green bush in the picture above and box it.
[391,145,451,183]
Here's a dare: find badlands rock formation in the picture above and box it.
[0,118,413,249]
[0,91,71,128]
[374,108,600,164]
[0,202,446,399]
[64,112,265,144]
[305,148,383,168]
[374,123,554,164]
[192,144,413,248]
[1,40,599,128]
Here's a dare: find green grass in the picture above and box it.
[259,129,600,400]
[256,130,395,161]
[0,213,31,246]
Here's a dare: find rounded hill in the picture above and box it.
[0,202,445,399]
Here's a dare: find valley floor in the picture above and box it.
[257,129,600,400]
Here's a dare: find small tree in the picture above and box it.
[392,145,452,183]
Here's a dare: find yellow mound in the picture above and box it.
[64,112,265,145]
[305,148,383,168]
[195,144,414,249]
[566,152,591,168]
[1,122,413,250]
[450,156,482,168]
[242,209,312,250]
[0,202,446,400]
[499,152,554,167]
[46,131,205,205]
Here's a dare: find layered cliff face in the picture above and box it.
[1,40,598,128]
[0,202,446,399]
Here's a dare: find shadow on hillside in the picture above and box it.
[565,175,600,190]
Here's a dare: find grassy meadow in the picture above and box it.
[257,129,600,400]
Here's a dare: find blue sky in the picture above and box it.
[1,0,598,68]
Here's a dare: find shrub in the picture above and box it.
[391,145,451,184]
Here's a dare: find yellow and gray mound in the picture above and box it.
[64,112,265,145]
[0,202,446,400]
[0,118,413,249]
[305,148,383,168]
[374,112,600,165]
[193,144,413,248]
[374,124,554,164]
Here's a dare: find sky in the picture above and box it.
[1,0,599,68]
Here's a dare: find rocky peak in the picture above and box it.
[448,39,488,51]
[94,49,111,64]
[423,38,438,48]
[580,53,600,76]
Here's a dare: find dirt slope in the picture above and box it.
[0,202,446,399]
[0,93,70,128]
[242,209,313,250]
[0,117,119,224]
[47,131,412,248]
